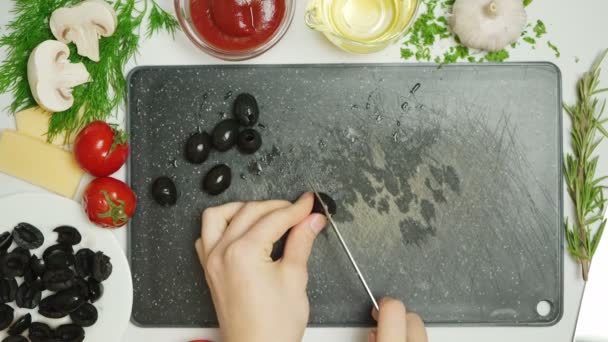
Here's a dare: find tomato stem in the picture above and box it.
[97,190,129,227]
[108,126,129,156]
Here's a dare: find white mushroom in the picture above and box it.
[450,0,527,52]
[27,40,91,112]
[50,0,118,62]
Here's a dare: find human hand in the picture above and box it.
[195,193,327,342]
[369,298,428,342]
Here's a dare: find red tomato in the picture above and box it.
[74,121,129,177]
[83,177,136,229]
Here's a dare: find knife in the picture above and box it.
[308,182,380,311]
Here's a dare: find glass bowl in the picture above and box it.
[174,0,296,61]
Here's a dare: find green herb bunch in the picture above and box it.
[401,0,559,63]
[564,49,608,281]
[0,0,180,142]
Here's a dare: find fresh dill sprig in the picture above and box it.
[0,0,180,142]
[564,49,608,281]
[147,1,180,38]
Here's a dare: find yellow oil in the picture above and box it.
[326,0,409,43]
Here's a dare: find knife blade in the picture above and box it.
[308,182,380,311]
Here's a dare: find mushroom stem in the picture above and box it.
[485,1,498,18]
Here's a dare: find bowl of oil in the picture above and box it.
[305,0,419,53]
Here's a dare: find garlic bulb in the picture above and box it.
[450,0,527,52]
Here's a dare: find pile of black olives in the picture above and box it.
[0,223,112,342]
[152,93,265,205]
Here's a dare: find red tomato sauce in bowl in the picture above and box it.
[190,0,286,52]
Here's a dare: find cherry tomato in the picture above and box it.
[74,121,129,177]
[82,177,137,229]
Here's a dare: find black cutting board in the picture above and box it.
[127,63,563,327]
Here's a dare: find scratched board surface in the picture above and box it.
[127,64,562,327]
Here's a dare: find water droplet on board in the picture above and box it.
[401,102,409,111]
[224,91,233,100]
[397,120,401,126]
[258,123,266,130]
[247,160,263,175]
[410,83,421,95]
[202,92,209,100]
[318,139,327,149]
[376,115,382,122]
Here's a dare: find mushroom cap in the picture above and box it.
[50,0,118,61]
[27,40,90,113]
[51,0,117,39]
[450,0,527,52]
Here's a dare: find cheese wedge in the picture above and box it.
[15,106,70,145]
[0,130,84,198]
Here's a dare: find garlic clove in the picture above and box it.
[450,0,527,52]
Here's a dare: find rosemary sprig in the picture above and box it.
[0,0,180,142]
[564,49,608,281]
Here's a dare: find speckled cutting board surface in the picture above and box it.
[127,64,563,327]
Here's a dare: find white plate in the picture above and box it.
[0,193,132,342]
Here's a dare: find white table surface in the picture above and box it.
[1,1,607,341]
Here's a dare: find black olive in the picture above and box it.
[15,282,41,309]
[0,278,17,303]
[12,223,44,250]
[91,252,112,282]
[233,93,259,127]
[38,288,84,319]
[185,132,212,164]
[23,266,38,285]
[0,251,29,278]
[74,249,94,278]
[87,278,104,303]
[28,322,53,342]
[2,336,27,342]
[312,193,337,216]
[270,231,289,261]
[24,274,44,292]
[12,247,30,260]
[0,304,13,330]
[8,313,30,335]
[211,119,240,151]
[0,233,12,253]
[42,268,75,292]
[70,303,98,327]
[203,164,232,196]
[55,324,85,342]
[54,226,82,246]
[30,255,45,277]
[72,277,90,301]
[151,177,178,206]
[237,129,262,154]
[43,244,74,270]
